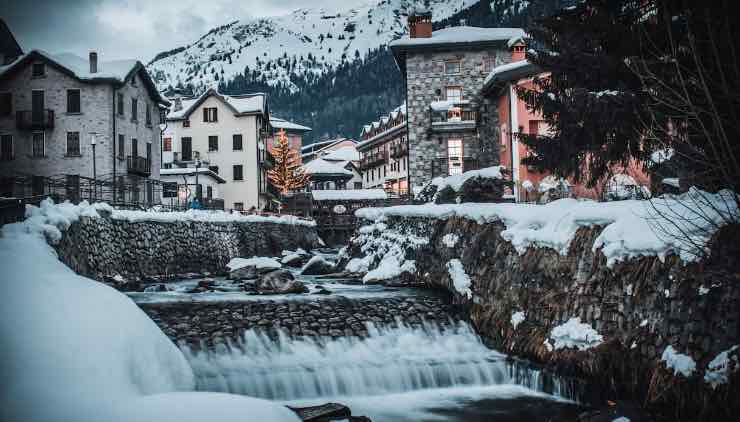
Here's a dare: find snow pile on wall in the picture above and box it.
[0,200,300,422]
[116,207,316,226]
[350,220,428,283]
[430,166,505,193]
[227,256,282,271]
[446,259,472,298]
[547,318,604,351]
[442,233,460,248]
[357,188,738,266]
[511,311,526,329]
[661,345,697,377]
[704,345,738,388]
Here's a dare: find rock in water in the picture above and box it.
[301,256,335,275]
[281,253,305,268]
[258,269,308,294]
[228,265,257,280]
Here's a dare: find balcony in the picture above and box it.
[173,151,201,164]
[390,143,408,159]
[359,151,388,170]
[430,105,478,133]
[16,110,54,130]
[430,156,479,179]
[127,156,151,176]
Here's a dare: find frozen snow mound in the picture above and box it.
[357,188,738,266]
[511,311,526,330]
[227,256,282,271]
[661,345,697,378]
[548,318,603,351]
[446,259,472,298]
[0,200,300,422]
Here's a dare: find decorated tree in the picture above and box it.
[267,129,310,194]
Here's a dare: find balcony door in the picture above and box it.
[181,137,192,161]
[447,138,463,175]
[32,90,44,123]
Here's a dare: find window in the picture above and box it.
[447,139,463,175]
[66,89,81,113]
[233,164,243,181]
[483,58,494,73]
[232,134,243,150]
[163,137,172,152]
[117,93,124,116]
[131,98,138,121]
[208,135,218,152]
[0,93,11,116]
[32,132,44,157]
[181,137,192,161]
[131,138,138,157]
[145,104,151,125]
[206,185,213,199]
[31,63,45,77]
[445,86,462,102]
[163,182,178,198]
[183,119,190,128]
[203,107,218,122]
[118,134,125,157]
[0,135,12,160]
[208,165,219,174]
[66,132,80,156]
[233,202,244,211]
[444,60,461,75]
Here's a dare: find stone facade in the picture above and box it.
[348,215,740,418]
[403,48,510,189]
[55,216,320,281]
[140,295,463,348]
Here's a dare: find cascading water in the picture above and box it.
[181,320,581,403]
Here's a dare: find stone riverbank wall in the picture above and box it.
[55,216,321,281]
[139,295,463,348]
[345,214,740,420]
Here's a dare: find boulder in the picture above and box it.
[228,265,257,280]
[257,269,309,294]
[301,256,335,276]
[281,253,306,268]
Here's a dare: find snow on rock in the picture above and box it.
[661,345,697,377]
[356,188,738,266]
[446,259,472,298]
[300,255,335,275]
[0,200,299,422]
[345,255,373,273]
[352,220,428,284]
[549,317,603,351]
[704,345,739,388]
[612,417,631,422]
[511,311,526,329]
[363,254,415,283]
[442,233,460,248]
[226,256,282,271]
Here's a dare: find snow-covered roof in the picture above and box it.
[0,50,169,105]
[390,27,526,49]
[358,103,407,148]
[430,99,470,112]
[159,167,226,183]
[321,146,360,162]
[311,189,387,201]
[482,59,541,91]
[270,116,312,132]
[302,157,354,176]
[167,88,266,120]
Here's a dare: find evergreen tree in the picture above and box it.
[268,130,311,194]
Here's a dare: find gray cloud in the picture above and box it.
[1,0,363,62]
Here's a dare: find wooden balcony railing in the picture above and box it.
[360,151,388,170]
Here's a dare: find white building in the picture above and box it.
[159,167,226,209]
[162,88,273,211]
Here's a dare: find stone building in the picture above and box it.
[357,104,409,194]
[163,89,273,211]
[0,49,169,202]
[389,10,525,191]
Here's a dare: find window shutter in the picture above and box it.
[213,108,217,122]
[203,108,208,122]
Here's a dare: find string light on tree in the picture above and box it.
[267,129,311,194]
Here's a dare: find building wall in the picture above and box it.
[164,95,261,210]
[359,128,409,193]
[404,47,511,190]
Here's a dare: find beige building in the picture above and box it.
[163,89,272,211]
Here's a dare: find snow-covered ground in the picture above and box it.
[357,188,738,266]
[0,199,300,421]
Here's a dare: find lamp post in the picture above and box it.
[193,151,201,209]
[90,133,97,201]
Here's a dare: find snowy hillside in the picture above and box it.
[147,0,478,93]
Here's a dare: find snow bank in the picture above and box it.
[430,166,505,193]
[446,259,472,298]
[548,318,603,351]
[442,233,460,248]
[363,255,415,283]
[357,188,738,266]
[661,345,697,377]
[227,256,282,271]
[345,255,373,273]
[704,345,739,388]
[311,189,387,201]
[511,311,526,330]
[0,200,300,422]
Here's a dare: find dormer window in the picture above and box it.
[444,60,461,75]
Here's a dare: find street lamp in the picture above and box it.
[90,133,98,200]
[193,151,201,208]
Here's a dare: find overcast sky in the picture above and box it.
[1,0,366,62]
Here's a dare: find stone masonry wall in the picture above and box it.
[140,296,463,348]
[348,215,740,419]
[55,216,320,281]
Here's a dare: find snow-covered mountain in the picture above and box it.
[147,0,478,94]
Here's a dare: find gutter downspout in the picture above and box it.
[112,86,117,202]
[509,82,519,201]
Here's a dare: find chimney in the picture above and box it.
[408,9,432,38]
[510,39,526,61]
[174,97,183,111]
[89,51,98,74]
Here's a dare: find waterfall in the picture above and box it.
[181,320,580,402]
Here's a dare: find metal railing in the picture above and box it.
[127,156,151,176]
[16,109,54,130]
[360,151,388,170]
[390,143,408,159]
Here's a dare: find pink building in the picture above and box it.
[266,116,311,166]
